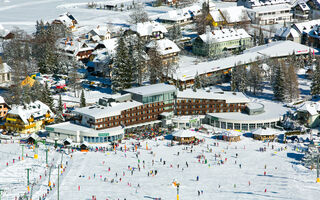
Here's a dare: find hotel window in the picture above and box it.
[227,123,233,129]
[257,123,263,128]
[241,124,248,131]
[234,123,240,130]
[220,122,226,129]
[249,124,256,130]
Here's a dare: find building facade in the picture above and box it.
[46,84,177,143]
[5,101,54,134]
[176,89,249,116]
[247,4,292,25]
[192,28,252,57]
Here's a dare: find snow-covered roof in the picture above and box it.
[8,100,54,124]
[28,133,39,141]
[130,21,167,37]
[146,38,180,55]
[55,13,76,27]
[251,3,291,13]
[220,129,242,136]
[124,83,176,97]
[57,38,93,56]
[172,129,196,138]
[308,24,320,39]
[0,24,9,37]
[293,19,320,34]
[252,127,282,136]
[73,101,143,120]
[297,1,310,11]
[63,137,73,144]
[89,26,110,37]
[209,6,249,23]
[275,26,300,38]
[158,4,201,22]
[46,121,124,137]
[0,96,6,104]
[174,41,315,81]
[297,101,320,115]
[207,101,288,124]
[0,63,11,74]
[177,89,250,104]
[99,38,117,56]
[199,28,251,43]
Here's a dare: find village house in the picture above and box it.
[0,24,14,42]
[87,26,111,42]
[292,1,310,20]
[192,28,252,57]
[0,57,12,84]
[52,12,78,32]
[129,21,168,40]
[237,0,291,9]
[146,38,180,65]
[207,6,250,27]
[158,5,201,25]
[290,19,320,44]
[306,0,320,19]
[0,96,9,118]
[246,3,292,24]
[275,26,300,43]
[305,23,320,47]
[57,38,94,61]
[296,101,320,128]
[5,100,54,134]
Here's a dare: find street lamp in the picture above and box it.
[176,183,180,200]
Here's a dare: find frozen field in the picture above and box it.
[0,134,319,200]
[0,0,173,33]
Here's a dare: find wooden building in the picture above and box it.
[5,101,54,134]
[172,129,196,144]
[218,130,241,142]
[252,127,280,141]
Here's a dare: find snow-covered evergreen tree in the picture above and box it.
[231,65,248,92]
[80,90,86,108]
[41,82,54,112]
[311,60,320,96]
[286,63,300,102]
[58,94,63,113]
[169,24,182,42]
[193,73,201,92]
[147,46,163,84]
[132,35,146,85]
[248,62,263,95]
[273,61,286,101]
[111,35,135,92]
[258,27,264,45]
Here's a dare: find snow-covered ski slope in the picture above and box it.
[1,135,319,199]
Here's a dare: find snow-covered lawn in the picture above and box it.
[1,134,319,199]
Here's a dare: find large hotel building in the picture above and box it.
[46,83,285,143]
